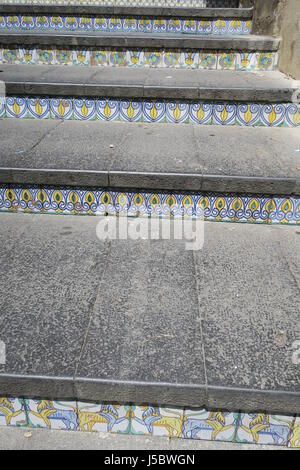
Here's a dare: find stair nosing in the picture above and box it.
[0,5,254,19]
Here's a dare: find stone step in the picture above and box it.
[0,211,299,414]
[0,30,278,50]
[1,65,299,127]
[0,119,300,196]
[0,4,249,18]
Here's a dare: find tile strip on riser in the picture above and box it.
[0,186,299,225]
[0,16,252,35]
[0,48,278,71]
[0,397,299,448]
[1,98,300,127]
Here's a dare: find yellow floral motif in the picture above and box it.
[173,105,181,122]
[81,102,88,118]
[127,103,135,120]
[104,102,111,119]
[150,104,158,121]
[244,106,253,124]
[220,107,228,123]
[35,100,43,116]
[13,100,20,116]
[268,106,277,125]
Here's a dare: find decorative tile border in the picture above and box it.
[0,48,278,71]
[0,396,298,447]
[0,186,299,225]
[0,16,252,35]
[1,97,299,126]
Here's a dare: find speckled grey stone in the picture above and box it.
[0,120,299,195]
[0,31,279,51]
[0,5,253,19]
[75,238,207,406]
[2,65,294,101]
[0,213,110,398]
[195,222,300,414]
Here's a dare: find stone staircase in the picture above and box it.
[0,0,299,446]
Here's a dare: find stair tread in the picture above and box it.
[1,64,295,102]
[0,211,299,412]
[0,119,299,195]
[0,30,279,51]
[0,4,253,18]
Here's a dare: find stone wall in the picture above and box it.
[252,0,300,79]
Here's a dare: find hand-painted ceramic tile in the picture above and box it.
[236,103,261,126]
[73,98,96,120]
[91,50,109,67]
[198,51,217,70]
[144,50,164,68]
[268,197,300,224]
[50,98,73,120]
[260,104,286,127]
[109,49,127,67]
[166,102,189,123]
[189,102,212,125]
[126,49,145,67]
[37,49,56,66]
[255,53,276,71]
[180,51,199,69]
[236,52,256,71]
[77,402,131,433]
[96,99,119,121]
[212,103,237,125]
[183,409,238,442]
[27,97,51,119]
[288,417,300,448]
[5,96,28,119]
[143,101,166,123]
[217,52,236,70]
[286,104,300,128]
[131,405,184,438]
[25,399,78,430]
[120,100,143,122]
[0,398,27,427]
[236,413,294,446]
[164,50,181,68]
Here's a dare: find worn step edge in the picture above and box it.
[0,5,253,18]
[0,168,299,196]
[0,32,280,51]
[0,373,299,414]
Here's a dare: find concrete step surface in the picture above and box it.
[0,212,299,414]
[0,119,300,195]
[0,30,278,50]
[0,64,295,101]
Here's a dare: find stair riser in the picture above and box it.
[1,185,299,225]
[1,97,299,127]
[0,397,299,448]
[0,48,278,71]
[0,15,252,35]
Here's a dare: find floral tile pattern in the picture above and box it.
[0,16,252,35]
[0,186,299,225]
[0,47,278,71]
[235,413,294,446]
[0,395,298,448]
[1,97,299,127]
